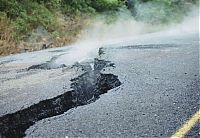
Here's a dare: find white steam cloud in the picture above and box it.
[55,5,199,65]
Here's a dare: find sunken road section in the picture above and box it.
[0,58,121,138]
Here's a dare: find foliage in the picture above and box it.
[127,0,198,24]
[32,0,61,10]
[61,0,123,14]
[61,0,95,14]
[0,0,198,41]
[0,0,124,41]
[91,0,123,12]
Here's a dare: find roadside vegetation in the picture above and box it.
[0,0,198,55]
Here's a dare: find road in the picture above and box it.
[0,29,199,137]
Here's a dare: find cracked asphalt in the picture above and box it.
[0,30,199,137]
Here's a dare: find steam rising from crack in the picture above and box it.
[54,6,198,67]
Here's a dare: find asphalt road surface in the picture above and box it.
[0,30,199,138]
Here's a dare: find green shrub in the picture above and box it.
[91,0,122,12]
[128,0,197,24]
[0,0,59,40]
[0,0,23,19]
[32,0,61,10]
[61,0,123,14]
[61,0,95,14]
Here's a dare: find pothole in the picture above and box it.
[0,58,121,138]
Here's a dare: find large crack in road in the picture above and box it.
[0,58,121,138]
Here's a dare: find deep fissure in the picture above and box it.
[0,58,121,138]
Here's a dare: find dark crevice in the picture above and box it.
[27,54,66,70]
[27,63,66,70]
[0,58,121,138]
